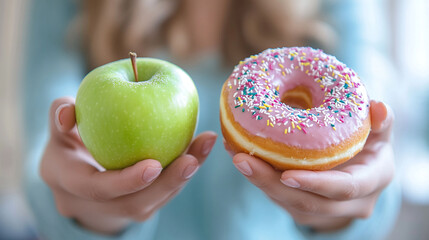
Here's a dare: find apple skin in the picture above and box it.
[75,58,199,170]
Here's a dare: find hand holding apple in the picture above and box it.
[40,97,217,234]
[75,53,199,169]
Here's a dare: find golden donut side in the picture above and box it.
[220,81,371,171]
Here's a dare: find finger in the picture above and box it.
[232,153,283,195]
[82,133,215,206]
[96,187,183,220]
[281,170,361,201]
[49,97,79,140]
[232,155,361,217]
[59,155,163,201]
[369,100,394,141]
[285,193,379,219]
[56,103,76,132]
[281,143,394,201]
[147,188,182,214]
[137,154,199,203]
[290,213,353,231]
[104,160,192,218]
[186,131,217,164]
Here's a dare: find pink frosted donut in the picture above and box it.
[220,47,371,170]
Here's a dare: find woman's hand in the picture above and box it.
[40,97,217,235]
[226,100,394,232]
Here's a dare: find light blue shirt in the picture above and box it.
[22,1,401,239]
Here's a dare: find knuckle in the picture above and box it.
[87,185,109,202]
[120,201,150,219]
[358,207,374,219]
[39,152,58,188]
[293,215,315,225]
[340,181,359,200]
[268,196,282,206]
[39,164,52,186]
[163,178,185,192]
[56,204,72,217]
[358,198,377,219]
[132,209,155,222]
[386,165,395,184]
[291,200,319,214]
[253,179,271,190]
[121,170,146,192]
[384,155,395,183]
[53,195,73,217]
[119,205,138,218]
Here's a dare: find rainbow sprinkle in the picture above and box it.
[227,47,369,135]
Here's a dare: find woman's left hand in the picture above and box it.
[226,100,394,232]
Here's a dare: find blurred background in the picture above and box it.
[1,0,428,239]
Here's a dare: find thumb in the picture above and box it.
[369,100,394,142]
[49,97,77,139]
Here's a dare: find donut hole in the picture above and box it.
[281,85,313,109]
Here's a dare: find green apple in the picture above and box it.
[75,56,199,170]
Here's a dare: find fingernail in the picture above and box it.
[55,104,69,130]
[281,178,300,188]
[142,167,162,183]
[202,138,216,156]
[234,161,252,176]
[183,164,199,179]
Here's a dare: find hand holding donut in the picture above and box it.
[220,47,372,170]
[225,100,394,232]
[40,97,217,235]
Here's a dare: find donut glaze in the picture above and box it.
[220,47,371,170]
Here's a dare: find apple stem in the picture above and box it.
[129,52,138,82]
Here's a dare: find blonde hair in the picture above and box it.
[82,0,336,68]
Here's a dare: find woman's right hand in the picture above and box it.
[40,97,217,235]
